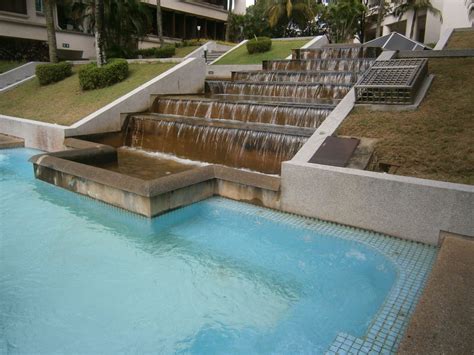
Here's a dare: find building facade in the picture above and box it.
[364,0,473,44]
[0,0,246,60]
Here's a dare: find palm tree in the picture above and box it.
[267,0,315,29]
[156,0,164,47]
[44,0,58,63]
[95,0,106,66]
[393,0,442,40]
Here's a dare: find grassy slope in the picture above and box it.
[213,39,308,65]
[338,58,474,185]
[173,46,200,58]
[0,62,174,126]
[0,60,25,74]
[446,30,474,49]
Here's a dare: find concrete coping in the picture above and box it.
[30,142,281,198]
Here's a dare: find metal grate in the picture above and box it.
[355,59,428,104]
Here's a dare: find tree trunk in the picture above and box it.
[375,0,384,38]
[225,0,233,42]
[409,9,417,40]
[95,0,106,67]
[44,0,58,63]
[156,0,164,47]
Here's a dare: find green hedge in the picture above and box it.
[135,45,176,58]
[35,62,72,86]
[78,59,129,90]
[246,37,272,54]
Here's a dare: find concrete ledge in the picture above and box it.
[0,114,67,151]
[0,133,24,149]
[281,161,474,245]
[398,235,474,354]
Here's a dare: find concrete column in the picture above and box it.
[233,0,247,15]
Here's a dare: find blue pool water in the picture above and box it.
[0,149,435,354]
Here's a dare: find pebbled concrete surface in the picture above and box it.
[398,234,474,354]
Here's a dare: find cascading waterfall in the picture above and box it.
[154,99,331,128]
[118,45,376,176]
[206,81,351,100]
[124,116,307,174]
[296,47,377,60]
[264,58,374,72]
[232,71,359,85]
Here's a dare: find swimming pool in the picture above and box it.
[0,148,436,354]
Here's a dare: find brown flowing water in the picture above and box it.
[153,98,331,128]
[124,116,307,174]
[263,58,374,72]
[206,81,351,100]
[232,71,359,85]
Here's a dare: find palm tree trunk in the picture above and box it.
[44,0,58,63]
[156,0,164,47]
[225,0,233,42]
[95,0,106,67]
[409,8,417,40]
[375,0,384,38]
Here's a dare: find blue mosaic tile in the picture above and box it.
[209,197,438,355]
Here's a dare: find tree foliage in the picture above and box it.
[319,0,367,43]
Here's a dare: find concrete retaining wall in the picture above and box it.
[0,114,66,151]
[206,64,262,79]
[281,162,474,245]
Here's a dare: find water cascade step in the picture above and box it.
[124,114,307,174]
[263,58,375,72]
[152,97,332,128]
[231,71,361,85]
[206,81,352,100]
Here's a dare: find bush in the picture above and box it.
[35,62,72,86]
[246,37,272,54]
[135,45,176,58]
[78,59,129,90]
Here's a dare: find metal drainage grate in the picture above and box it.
[355,59,428,104]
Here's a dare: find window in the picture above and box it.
[36,0,44,13]
[0,0,27,14]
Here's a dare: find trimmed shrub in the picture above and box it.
[135,45,176,58]
[36,62,73,86]
[78,59,129,90]
[246,37,272,54]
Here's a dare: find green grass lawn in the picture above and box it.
[173,46,200,58]
[0,60,25,74]
[446,29,474,49]
[337,58,474,185]
[0,62,175,126]
[213,39,309,65]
